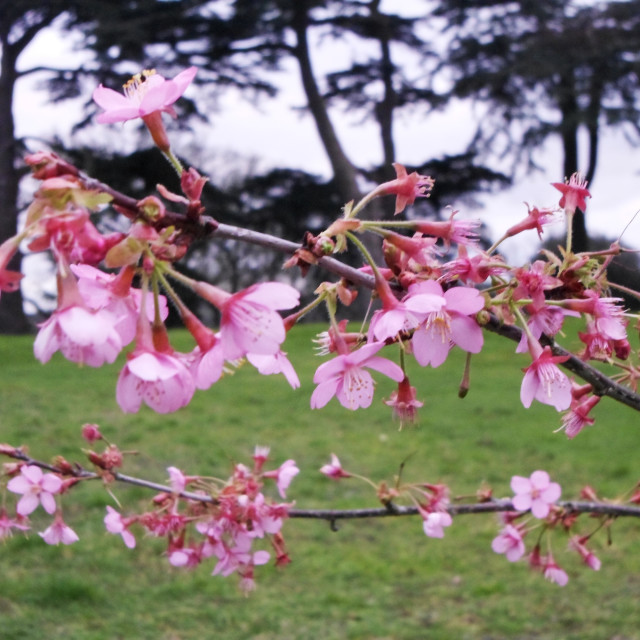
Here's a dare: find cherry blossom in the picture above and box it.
[263,460,300,498]
[520,341,571,411]
[7,465,62,516]
[421,510,453,538]
[409,280,484,367]
[116,348,196,414]
[104,506,137,549]
[0,508,30,540]
[93,67,197,124]
[320,454,352,480]
[491,524,526,562]
[374,162,435,215]
[542,554,569,586]
[311,342,404,410]
[551,172,591,214]
[247,351,300,389]
[569,536,601,571]
[39,514,79,545]
[511,470,561,519]
[384,376,424,424]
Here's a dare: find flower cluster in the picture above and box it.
[103,446,297,592]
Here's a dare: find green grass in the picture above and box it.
[1,326,639,639]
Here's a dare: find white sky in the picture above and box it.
[12,6,640,270]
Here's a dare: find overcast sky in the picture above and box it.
[13,6,640,268]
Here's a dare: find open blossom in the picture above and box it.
[7,465,62,516]
[215,282,299,360]
[247,350,300,389]
[311,341,404,410]
[93,67,197,124]
[491,524,526,562]
[104,506,136,549]
[520,341,571,411]
[263,460,299,498]
[39,514,79,545]
[421,510,453,538]
[116,348,196,413]
[320,454,352,480]
[34,304,123,367]
[374,162,435,215]
[551,172,591,214]
[414,209,480,248]
[542,554,569,586]
[505,204,556,240]
[0,508,30,540]
[511,470,561,519]
[384,376,423,425]
[409,280,484,367]
[560,394,600,439]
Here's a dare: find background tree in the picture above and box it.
[433,0,640,252]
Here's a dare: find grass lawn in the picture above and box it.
[0,325,639,640]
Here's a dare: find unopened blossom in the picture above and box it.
[511,470,561,519]
[520,340,571,411]
[569,536,601,571]
[0,236,23,297]
[374,162,435,215]
[39,513,79,546]
[551,172,591,214]
[93,67,197,125]
[409,280,484,368]
[263,460,299,498]
[320,454,352,480]
[311,341,404,410]
[104,506,136,549]
[7,465,62,516]
[81,423,103,444]
[491,524,526,562]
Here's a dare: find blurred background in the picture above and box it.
[2,0,640,332]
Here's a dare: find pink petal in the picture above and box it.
[530,470,551,489]
[40,492,57,515]
[449,314,483,353]
[17,494,40,516]
[519,369,537,408]
[41,474,62,494]
[510,476,532,494]
[310,378,340,409]
[444,286,484,315]
[336,368,375,409]
[412,325,450,367]
[116,369,143,413]
[363,356,405,382]
[242,283,300,310]
[92,86,131,110]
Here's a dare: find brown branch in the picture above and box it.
[54,159,640,413]
[4,448,640,521]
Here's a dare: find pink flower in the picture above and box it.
[320,454,352,480]
[34,304,123,367]
[384,376,423,425]
[81,423,103,444]
[551,172,591,214]
[560,394,600,439]
[375,163,435,215]
[511,470,561,519]
[92,67,197,124]
[7,465,62,516]
[116,349,196,414]
[520,339,571,411]
[167,466,187,493]
[569,536,601,571]
[414,209,480,248]
[263,460,299,499]
[409,280,484,367]
[218,283,299,360]
[0,508,30,540]
[543,554,569,586]
[247,350,300,389]
[39,513,79,545]
[104,506,136,549]
[311,342,404,410]
[491,524,526,562]
[421,510,453,538]
[505,204,556,240]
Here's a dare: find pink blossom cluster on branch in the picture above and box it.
[1,66,640,590]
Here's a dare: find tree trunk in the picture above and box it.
[0,24,31,333]
[558,74,588,253]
